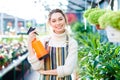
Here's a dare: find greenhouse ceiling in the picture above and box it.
[37,0,109,13]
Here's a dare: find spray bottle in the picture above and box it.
[27,27,49,60]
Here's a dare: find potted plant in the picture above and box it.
[101,11,120,42]
[83,7,106,30]
[98,10,113,29]
[0,54,5,70]
[83,7,100,20]
[107,11,120,30]
[87,9,106,29]
[0,54,8,70]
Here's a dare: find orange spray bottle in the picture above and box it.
[27,27,49,60]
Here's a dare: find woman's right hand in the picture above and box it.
[28,29,37,45]
[27,29,37,56]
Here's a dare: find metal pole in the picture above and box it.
[13,67,16,80]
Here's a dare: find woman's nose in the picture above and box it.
[56,21,60,25]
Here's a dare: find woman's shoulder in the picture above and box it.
[69,36,78,46]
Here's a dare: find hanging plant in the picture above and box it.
[107,11,120,30]
[99,10,120,30]
[83,7,100,20]
[83,7,106,30]
[87,9,106,29]
[98,10,113,29]
[101,11,120,42]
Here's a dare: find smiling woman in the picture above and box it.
[27,8,78,80]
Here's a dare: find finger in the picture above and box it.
[28,32,36,40]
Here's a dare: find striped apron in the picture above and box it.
[43,35,72,80]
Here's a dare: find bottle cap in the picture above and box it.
[27,27,38,35]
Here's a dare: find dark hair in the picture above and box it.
[48,9,67,23]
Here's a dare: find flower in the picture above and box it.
[0,54,9,66]
[0,54,5,66]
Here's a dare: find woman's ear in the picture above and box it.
[65,14,68,25]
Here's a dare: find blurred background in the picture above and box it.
[0,0,119,35]
[0,0,120,80]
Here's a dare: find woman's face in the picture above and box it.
[49,12,66,34]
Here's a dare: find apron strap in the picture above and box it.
[66,35,69,57]
[45,35,69,57]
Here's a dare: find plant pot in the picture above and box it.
[4,62,10,68]
[0,65,3,70]
[105,26,120,42]
[96,24,104,30]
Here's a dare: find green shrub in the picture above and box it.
[0,53,9,66]
[83,7,100,20]
[98,10,120,30]
[107,11,120,30]
[98,10,113,29]
[87,9,106,25]
[71,21,120,79]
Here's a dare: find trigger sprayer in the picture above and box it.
[27,27,49,60]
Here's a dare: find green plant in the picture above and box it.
[71,21,120,79]
[70,21,94,45]
[87,9,106,25]
[107,11,120,30]
[0,54,8,66]
[71,21,92,33]
[98,10,113,29]
[99,10,120,30]
[77,34,120,79]
[83,7,100,20]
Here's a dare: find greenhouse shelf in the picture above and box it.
[0,51,29,80]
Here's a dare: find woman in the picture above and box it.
[27,9,78,80]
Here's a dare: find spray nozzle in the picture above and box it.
[27,27,38,35]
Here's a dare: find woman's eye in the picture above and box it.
[52,20,56,23]
[59,18,63,21]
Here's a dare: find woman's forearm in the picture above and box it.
[28,43,35,56]
[39,69,57,76]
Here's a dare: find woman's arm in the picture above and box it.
[57,38,78,77]
[27,30,44,71]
